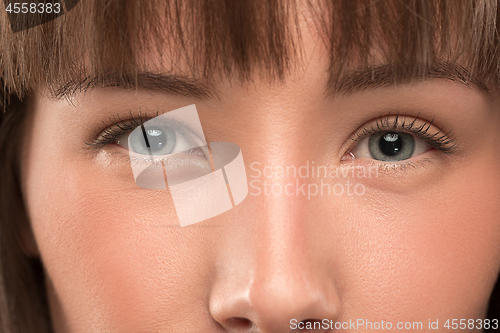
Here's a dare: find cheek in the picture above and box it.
[336,160,500,320]
[24,154,217,331]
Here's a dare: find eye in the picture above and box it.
[345,115,457,163]
[350,131,431,162]
[116,125,198,157]
[87,107,210,160]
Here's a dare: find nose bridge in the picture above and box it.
[246,94,335,310]
[253,191,312,281]
[253,195,340,328]
[208,95,341,331]
[209,181,341,332]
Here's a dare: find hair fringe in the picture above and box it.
[1,0,499,105]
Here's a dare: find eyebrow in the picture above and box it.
[329,62,490,97]
[52,72,218,100]
[53,62,489,100]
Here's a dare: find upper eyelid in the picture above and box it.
[354,114,424,140]
[87,112,205,149]
[86,110,155,148]
[348,114,458,153]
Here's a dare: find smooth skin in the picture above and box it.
[20,10,500,333]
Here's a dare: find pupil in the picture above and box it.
[145,129,166,152]
[379,132,402,156]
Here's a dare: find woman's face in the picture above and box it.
[20,14,500,333]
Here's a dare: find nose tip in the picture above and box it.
[209,271,341,333]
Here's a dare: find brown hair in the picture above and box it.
[1,1,500,332]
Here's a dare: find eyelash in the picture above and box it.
[349,113,458,154]
[86,110,159,149]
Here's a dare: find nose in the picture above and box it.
[209,197,341,333]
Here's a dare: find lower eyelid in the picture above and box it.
[373,156,437,175]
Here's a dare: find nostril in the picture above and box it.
[225,317,256,331]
